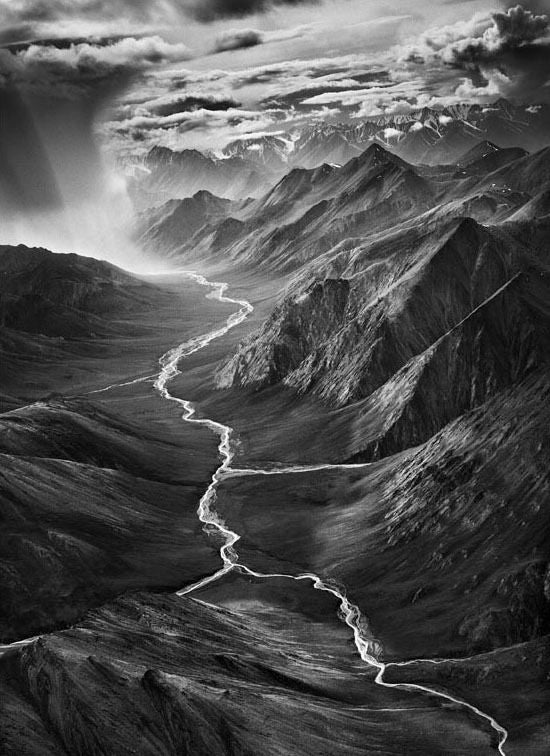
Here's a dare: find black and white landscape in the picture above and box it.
[0,1,549,754]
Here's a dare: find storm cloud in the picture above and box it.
[0,36,191,94]
[405,5,550,67]
[152,94,242,116]
[448,5,549,65]
[0,0,320,28]
[399,4,550,102]
[184,0,318,22]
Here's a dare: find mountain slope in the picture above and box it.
[0,244,170,338]
[0,592,494,755]
[129,146,281,208]
[149,144,436,272]
[0,398,219,642]
[220,218,540,375]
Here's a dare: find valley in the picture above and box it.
[1,97,550,755]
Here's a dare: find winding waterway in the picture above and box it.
[0,270,509,755]
[155,271,508,756]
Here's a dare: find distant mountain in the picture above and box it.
[125,100,550,210]
[455,143,528,176]
[292,124,363,168]
[143,141,550,273]
[362,99,550,159]
[222,134,293,169]
[128,146,281,209]
[146,144,435,270]
[140,190,236,258]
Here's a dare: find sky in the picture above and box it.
[1,0,550,156]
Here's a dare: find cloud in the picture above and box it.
[151,94,242,115]
[214,28,263,52]
[400,5,549,66]
[181,0,319,23]
[0,0,320,28]
[0,36,191,95]
[448,5,549,65]
[212,24,310,52]
[398,4,550,102]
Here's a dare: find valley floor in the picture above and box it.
[0,268,548,756]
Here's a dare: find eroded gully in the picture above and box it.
[0,271,508,755]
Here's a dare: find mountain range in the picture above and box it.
[128,98,550,208]
[1,95,550,754]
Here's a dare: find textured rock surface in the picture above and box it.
[0,593,494,755]
[218,216,550,462]
[213,368,550,661]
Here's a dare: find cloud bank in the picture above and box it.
[0,0,320,29]
[399,4,550,102]
[0,36,191,95]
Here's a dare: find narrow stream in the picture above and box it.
[0,270,509,755]
[155,271,509,756]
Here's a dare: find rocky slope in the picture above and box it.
[213,366,550,661]
[0,592,497,755]
[0,398,218,642]
[217,217,550,459]
[0,244,170,338]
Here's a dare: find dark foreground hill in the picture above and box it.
[0,592,502,755]
[0,244,171,338]
[0,398,219,642]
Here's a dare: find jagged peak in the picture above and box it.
[345,142,411,175]
[190,189,224,202]
[438,215,486,246]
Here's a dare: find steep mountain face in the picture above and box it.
[292,126,363,168]
[508,187,550,221]
[454,144,528,176]
[146,144,436,270]
[394,121,482,165]
[360,368,550,656]
[456,140,500,166]
[140,191,237,258]
[478,146,550,196]
[218,216,550,459]
[0,245,169,338]
[212,368,550,661]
